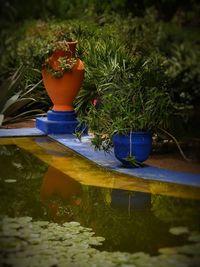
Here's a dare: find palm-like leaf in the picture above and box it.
[0,66,23,111]
[0,67,45,126]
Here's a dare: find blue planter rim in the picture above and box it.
[112,131,152,138]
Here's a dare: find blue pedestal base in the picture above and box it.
[36,110,81,134]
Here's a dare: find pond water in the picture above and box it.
[0,137,200,267]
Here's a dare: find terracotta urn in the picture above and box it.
[42,41,84,112]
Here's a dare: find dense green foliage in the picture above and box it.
[76,53,174,151]
[1,0,200,24]
[0,1,199,144]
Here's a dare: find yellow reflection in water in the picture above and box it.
[0,137,200,200]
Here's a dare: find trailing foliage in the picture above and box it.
[17,21,79,78]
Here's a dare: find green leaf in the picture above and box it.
[3,98,36,117]
[1,93,21,114]
[3,109,45,124]
[0,114,4,126]
[0,66,23,111]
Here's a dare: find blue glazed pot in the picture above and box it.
[112,132,152,167]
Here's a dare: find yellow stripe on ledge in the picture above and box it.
[1,137,200,200]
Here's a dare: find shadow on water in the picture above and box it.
[0,143,200,255]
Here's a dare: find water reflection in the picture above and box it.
[40,166,197,254]
[40,166,82,221]
[0,144,48,218]
[0,143,200,255]
[111,189,151,212]
[40,166,152,222]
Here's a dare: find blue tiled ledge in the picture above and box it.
[49,134,200,188]
[0,127,200,187]
[0,128,45,137]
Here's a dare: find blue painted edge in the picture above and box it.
[0,127,200,187]
[36,117,79,134]
[0,128,45,137]
[49,134,200,188]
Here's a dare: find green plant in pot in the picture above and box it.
[17,21,77,78]
[17,21,85,134]
[17,21,84,111]
[77,55,173,167]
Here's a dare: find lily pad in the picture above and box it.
[188,232,200,243]
[177,243,200,256]
[4,179,17,183]
[169,226,189,235]
[158,247,178,255]
[1,216,200,267]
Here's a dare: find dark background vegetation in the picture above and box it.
[1,0,200,23]
[0,0,199,156]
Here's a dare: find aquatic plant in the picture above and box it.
[0,216,200,267]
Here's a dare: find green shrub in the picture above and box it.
[1,12,199,138]
[76,55,175,151]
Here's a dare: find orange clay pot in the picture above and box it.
[42,41,84,112]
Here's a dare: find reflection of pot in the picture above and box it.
[40,166,82,201]
[111,189,151,211]
[40,166,82,219]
